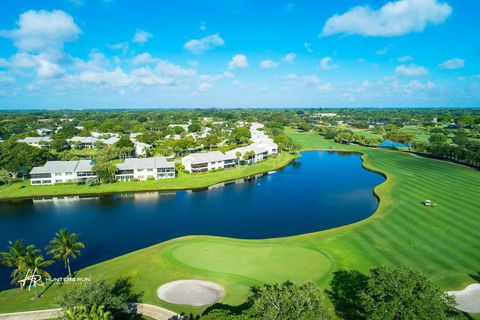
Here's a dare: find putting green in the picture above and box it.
[169,240,332,284]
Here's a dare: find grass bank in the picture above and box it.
[0,152,296,201]
[0,134,478,316]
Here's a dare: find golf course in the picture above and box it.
[0,133,478,315]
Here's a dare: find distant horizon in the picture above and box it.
[1,105,479,112]
[1,0,479,108]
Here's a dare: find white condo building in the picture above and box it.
[115,157,175,181]
[182,151,237,173]
[29,160,96,185]
[18,137,53,149]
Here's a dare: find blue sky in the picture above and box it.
[0,0,479,108]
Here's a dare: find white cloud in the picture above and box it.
[283,53,296,64]
[155,60,196,77]
[132,29,152,44]
[132,53,157,65]
[285,73,331,92]
[184,34,224,54]
[406,80,435,90]
[228,54,249,69]
[398,55,414,62]
[322,0,452,37]
[304,42,313,53]
[319,56,338,70]
[395,64,428,76]
[1,10,81,54]
[376,46,392,55]
[108,41,129,54]
[37,57,64,78]
[260,59,279,69]
[198,82,212,92]
[439,58,464,70]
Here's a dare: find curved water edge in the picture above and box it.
[0,151,385,289]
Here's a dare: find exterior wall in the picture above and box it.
[30,171,96,185]
[183,159,237,173]
[116,168,175,181]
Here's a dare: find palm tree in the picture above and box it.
[20,251,53,297]
[0,240,49,289]
[46,229,85,277]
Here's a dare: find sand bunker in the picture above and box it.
[447,283,480,314]
[157,280,225,307]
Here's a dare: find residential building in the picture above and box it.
[226,144,270,164]
[29,160,96,185]
[18,137,53,149]
[182,151,237,173]
[134,142,151,157]
[116,157,175,181]
[36,128,53,136]
[67,136,99,149]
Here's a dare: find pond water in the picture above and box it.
[0,151,385,289]
[379,140,411,148]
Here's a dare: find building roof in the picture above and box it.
[226,143,269,157]
[116,157,174,170]
[67,136,99,144]
[182,151,235,164]
[30,160,94,174]
[18,137,52,144]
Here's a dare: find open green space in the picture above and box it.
[0,133,479,316]
[0,152,295,200]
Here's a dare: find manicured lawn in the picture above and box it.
[0,134,479,316]
[0,152,296,200]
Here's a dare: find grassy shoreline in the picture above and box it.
[0,152,297,201]
[0,134,478,315]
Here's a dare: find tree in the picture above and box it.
[1,240,52,292]
[188,123,202,133]
[397,132,415,151]
[51,138,70,152]
[202,134,220,150]
[360,266,462,320]
[56,278,143,319]
[0,142,52,178]
[0,168,10,185]
[231,127,251,145]
[429,133,447,145]
[250,281,334,320]
[242,151,256,164]
[46,229,85,277]
[92,159,117,183]
[62,305,113,320]
[383,129,400,147]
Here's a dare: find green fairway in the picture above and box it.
[0,133,479,316]
[0,152,295,200]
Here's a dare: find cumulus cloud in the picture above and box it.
[260,59,279,69]
[198,82,212,92]
[132,29,152,43]
[439,58,464,70]
[304,42,313,53]
[319,57,338,70]
[228,54,249,69]
[184,34,224,54]
[132,52,158,65]
[285,73,331,92]
[1,10,81,54]
[321,0,452,37]
[108,41,129,54]
[395,64,428,76]
[155,60,196,77]
[283,53,296,64]
[398,55,414,62]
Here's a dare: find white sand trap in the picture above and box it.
[447,283,480,314]
[157,280,225,307]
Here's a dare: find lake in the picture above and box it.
[0,151,385,288]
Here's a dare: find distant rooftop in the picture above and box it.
[117,157,174,170]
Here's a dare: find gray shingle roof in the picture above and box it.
[29,160,94,174]
[116,157,174,170]
[183,151,235,164]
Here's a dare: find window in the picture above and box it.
[55,172,62,176]
[65,172,73,176]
